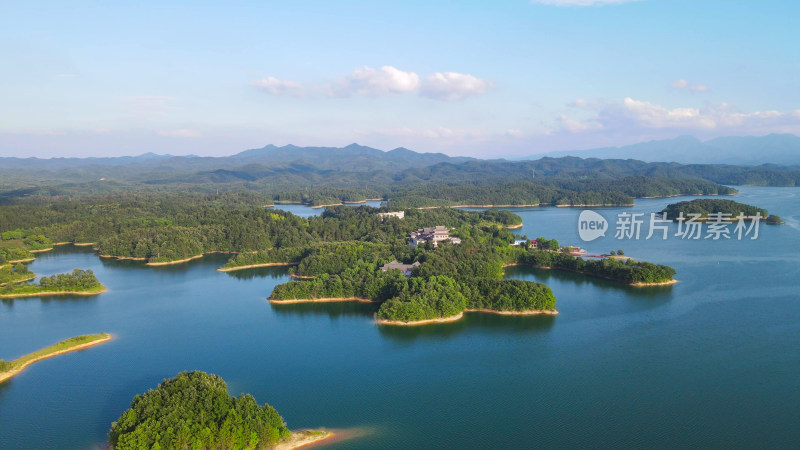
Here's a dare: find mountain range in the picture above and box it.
[538,134,800,165]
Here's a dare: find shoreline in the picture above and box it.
[630,279,679,287]
[0,276,36,286]
[28,247,53,253]
[505,223,523,229]
[376,312,464,326]
[145,254,205,266]
[218,262,298,272]
[8,258,35,264]
[411,192,736,211]
[99,254,148,261]
[274,430,334,449]
[0,334,113,383]
[0,286,108,299]
[290,273,314,279]
[269,297,378,304]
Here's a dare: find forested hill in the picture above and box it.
[2,142,799,207]
[0,143,472,173]
[539,134,800,165]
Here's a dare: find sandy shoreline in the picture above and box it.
[218,262,298,272]
[269,297,378,304]
[28,247,53,253]
[0,334,112,383]
[631,279,679,287]
[99,254,148,261]
[8,258,35,264]
[0,287,108,299]
[505,223,524,229]
[145,254,205,266]
[376,312,464,326]
[273,430,334,449]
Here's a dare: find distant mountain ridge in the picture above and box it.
[537,134,800,165]
[0,143,472,172]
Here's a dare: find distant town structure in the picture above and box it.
[380,260,420,277]
[378,211,405,220]
[408,226,461,247]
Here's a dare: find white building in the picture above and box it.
[378,211,405,220]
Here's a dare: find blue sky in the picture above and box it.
[1,0,798,158]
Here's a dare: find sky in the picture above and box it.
[1,0,799,158]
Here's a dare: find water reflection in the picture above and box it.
[504,266,675,297]
[376,312,556,342]
[270,301,380,320]
[223,266,291,280]
[2,294,100,306]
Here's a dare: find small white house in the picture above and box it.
[378,211,405,220]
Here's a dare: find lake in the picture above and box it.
[1,187,799,448]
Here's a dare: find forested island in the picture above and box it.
[661,199,782,224]
[109,371,330,450]
[0,268,105,298]
[0,333,111,383]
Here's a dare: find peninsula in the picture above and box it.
[0,333,111,383]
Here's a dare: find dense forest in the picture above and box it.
[7,145,789,209]
[0,192,677,320]
[514,248,677,284]
[661,199,769,219]
[0,263,35,285]
[109,371,291,449]
[0,194,522,265]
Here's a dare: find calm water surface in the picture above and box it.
[1,187,798,448]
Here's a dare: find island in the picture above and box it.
[661,199,772,221]
[0,268,106,298]
[0,333,111,383]
[109,371,332,450]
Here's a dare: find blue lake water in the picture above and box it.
[1,187,798,448]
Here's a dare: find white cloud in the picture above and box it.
[532,0,641,6]
[252,77,305,97]
[421,72,491,101]
[669,79,710,93]
[557,97,798,135]
[253,66,489,101]
[157,129,202,138]
[337,66,420,96]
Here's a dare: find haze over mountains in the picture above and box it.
[2,135,799,171]
[539,134,800,165]
[0,143,472,172]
